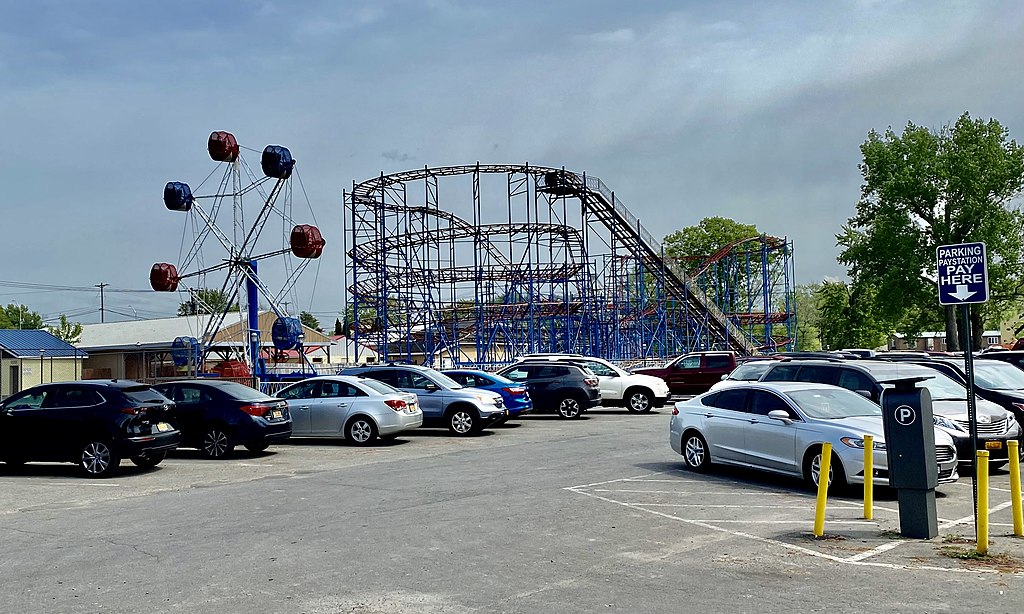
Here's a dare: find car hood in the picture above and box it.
[931,398,1007,421]
[810,415,956,447]
[630,373,668,387]
[631,367,667,376]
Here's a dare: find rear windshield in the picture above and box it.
[974,362,1024,390]
[359,379,401,395]
[421,368,464,389]
[210,381,277,401]
[122,386,171,405]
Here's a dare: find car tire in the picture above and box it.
[625,388,654,413]
[681,431,710,472]
[447,407,480,436]
[130,451,166,468]
[244,442,270,453]
[346,416,378,446]
[556,395,585,419]
[201,425,235,459]
[79,440,121,478]
[805,447,847,491]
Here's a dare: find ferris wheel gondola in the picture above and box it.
[150,131,325,378]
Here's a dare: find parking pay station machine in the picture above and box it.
[879,377,939,539]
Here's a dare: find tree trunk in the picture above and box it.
[944,306,959,352]
[970,308,984,351]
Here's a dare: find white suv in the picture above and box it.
[514,354,670,412]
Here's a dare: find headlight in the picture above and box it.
[840,437,886,450]
[934,415,967,433]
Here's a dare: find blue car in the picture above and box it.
[442,369,533,418]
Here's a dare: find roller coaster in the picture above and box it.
[344,164,794,366]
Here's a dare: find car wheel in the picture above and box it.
[806,447,847,491]
[201,425,235,459]
[448,408,479,435]
[681,431,710,471]
[79,440,120,478]
[626,389,653,413]
[556,396,584,419]
[130,451,166,468]
[346,416,378,446]
[244,442,270,453]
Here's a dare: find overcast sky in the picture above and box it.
[1,0,1022,325]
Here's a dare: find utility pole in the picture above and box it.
[96,283,108,323]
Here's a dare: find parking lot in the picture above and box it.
[2,407,1023,613]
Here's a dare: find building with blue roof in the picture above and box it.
[0,329,86,398]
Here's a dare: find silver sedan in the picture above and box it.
[277,376,423,445]
[669,382,959,488]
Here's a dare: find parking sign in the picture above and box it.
[936,242,989,305]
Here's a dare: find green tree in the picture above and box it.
[299,311,321,332]
[334,318,343,336]
[793,283,822,351]
[47,314,83,344]
[838,112,1024,351]
[664,217,760,271]
[815,280,892,350]
[178,289,239,316]
[0,304,44,329]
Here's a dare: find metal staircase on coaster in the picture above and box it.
[540,170,759,355]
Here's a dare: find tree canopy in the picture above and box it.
[0,304,44,330]
[47,314,84,344]
[299,311,321,332]
[664,217,760,269]
[838,112,1024,350]
[178,289,240,316]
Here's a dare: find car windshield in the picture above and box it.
[730,361,774,381]
[786,388,882,419]
[880,371,967,401]
[421,368,463,389]
[210,381,277,400]
[122,386,170,405]
[485,373,515,385]
[359,379,402,395]
[974,362,1024,390]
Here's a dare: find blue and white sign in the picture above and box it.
[936,242,989,305]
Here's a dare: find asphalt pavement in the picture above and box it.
[1,407,1023,613]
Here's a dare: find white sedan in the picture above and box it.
[277,375,423,445]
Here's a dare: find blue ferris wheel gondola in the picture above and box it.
[171,336,201,367]
[261,145,295,179]
[163,182,194,211]
[272,316,304,350]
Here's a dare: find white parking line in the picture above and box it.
[568,486,998,574]
[939,500,1016,530]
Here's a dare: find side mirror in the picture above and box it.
[424,383,440,392]
[720,374,728,381]
[855,390,872,399]
[767,409,794,424]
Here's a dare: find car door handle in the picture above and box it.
[749,419,759,424]
[704,413,714,418]
[296,405,310,410]
[336,403,350,408]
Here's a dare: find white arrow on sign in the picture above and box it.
[949,285,976,301]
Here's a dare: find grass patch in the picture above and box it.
[942,533,972,544]
[879,529,903,540]
[937,547,1024,573]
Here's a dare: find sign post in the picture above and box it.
[936,241,990,538]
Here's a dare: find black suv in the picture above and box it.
[496,361,601,418]
[0,380,181,477]
[154,380,291,458]
[758,359,1021,465]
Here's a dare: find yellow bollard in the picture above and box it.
[863,435,874,520]
[977,450,989,556]
[1009,440,1023,537]
[813,443,832,538]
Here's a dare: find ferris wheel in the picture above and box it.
[149,131,325,377]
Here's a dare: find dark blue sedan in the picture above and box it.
[442,370,533,418]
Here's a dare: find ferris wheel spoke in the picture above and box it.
[192,203,239,258]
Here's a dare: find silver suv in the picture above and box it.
[340,364,506,435]
[514,354,669,412]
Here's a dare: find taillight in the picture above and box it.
[384,399,408,412]
[240,405,268,417]
[584,378,599,387]
[502,387,526,394]
[120,407,146,415]
[672,407,680,415]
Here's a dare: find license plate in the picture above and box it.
[985,441,1003,450]
[408,404,417,413]
[155,422,172,433]
[271,410,283,420]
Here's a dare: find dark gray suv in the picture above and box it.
[496,361,601,418]
[340,364,506,435]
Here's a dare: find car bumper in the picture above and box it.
[378,409,424,435]
[843,447,960,486]
[952,434,1022,463]
[241,419,293,446]
[119,430,181,457]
